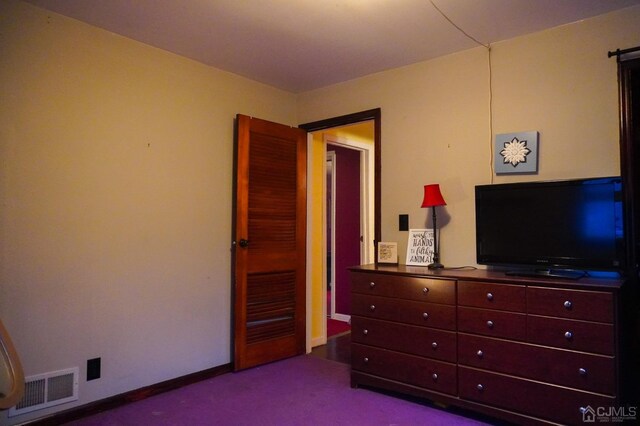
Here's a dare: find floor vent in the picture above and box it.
[9,367,79,417]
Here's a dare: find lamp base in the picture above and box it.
[428,262,444,270]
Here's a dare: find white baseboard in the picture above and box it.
[331,313,351,323]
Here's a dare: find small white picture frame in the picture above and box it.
[377,242,398,264]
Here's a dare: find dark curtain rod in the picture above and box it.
[608,45,640,59]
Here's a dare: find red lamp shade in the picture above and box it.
[421,184,446,208]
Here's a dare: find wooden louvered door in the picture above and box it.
[233,114,307,371]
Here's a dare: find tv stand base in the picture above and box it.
[504,268,586,280]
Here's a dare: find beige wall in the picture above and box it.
[2,0,640,423]
[299,5,640,266]
[0,1,296,423]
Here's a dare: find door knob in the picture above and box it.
[238,239,250,248]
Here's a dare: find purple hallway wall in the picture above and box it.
[330,145,361,316]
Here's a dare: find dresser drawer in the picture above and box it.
[351,272,455,304]
[351,316,456,362]
[527,287,614,323]
[527,315,614,355]
[458,281,525,312]
[457,307,526,340]
[352,343,457,395]
[458,334,615,395]
[459,367,616,425]
[352,294,456,330]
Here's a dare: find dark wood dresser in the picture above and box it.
[350,264,623,425]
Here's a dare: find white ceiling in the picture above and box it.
[23,0,640,93]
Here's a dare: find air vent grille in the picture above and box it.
[17,378,46,409]
[9,367,78,417]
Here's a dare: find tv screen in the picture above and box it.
[475,177,624,277]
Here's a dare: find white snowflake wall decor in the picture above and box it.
[494,131,539,174]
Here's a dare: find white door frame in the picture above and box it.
[324,134,375,266]
[324,134,375,324]
[325,151,338,320]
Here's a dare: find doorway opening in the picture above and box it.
[300,109,381,350]
[325,132,375,338]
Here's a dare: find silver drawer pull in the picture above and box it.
[477,350,484,358]
[486,320,494,329]
[476,384,484,392]
[423,287,430,294]
[579,367,587,376]
[369,281,376,288]
[486,292,494,301]
[564,300,572,309]
[363,329,369,335]
[422,312,429,319]
[564,331,573,340]
[431,342,438,349]
[432,373,438,381]
[369,304,376,311]
[363,357,369,364]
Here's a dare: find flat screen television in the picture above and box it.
[475,176,624,279]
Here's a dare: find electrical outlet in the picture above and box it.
[87,358,101,381]
[399,214,409,231]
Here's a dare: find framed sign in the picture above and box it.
[495,131,539,174]
[405,229,435,266]
[377,242,398,264]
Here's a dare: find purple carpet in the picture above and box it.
[66,355,490,425]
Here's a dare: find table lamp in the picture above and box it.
[421,184,446,269]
